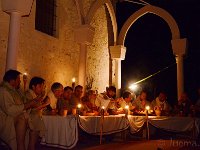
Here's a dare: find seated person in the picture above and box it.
[69,85,83,109]
[25,77,47,150]
[132,91,151,113]
[81,90,98,115]
[174,92,193,116]
[45,82,64,112]
[95,86,118,115]
[151,91,171,116]
[117,91,135,114]
[57,86,73,115]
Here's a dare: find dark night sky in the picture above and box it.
[116,0,200,104]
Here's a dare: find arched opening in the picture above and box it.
[116,4,183,101]
[121,14,177,103]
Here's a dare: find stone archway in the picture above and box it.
[74,0,118,92]
[117,5,187,98]
[85,0,118,45]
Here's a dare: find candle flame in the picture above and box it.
[125,105,129,110]
[77,103,81,108]
[145,105,150,110]
[72,77,75,83]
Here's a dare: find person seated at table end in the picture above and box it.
[174,92,194,117]
[0,70,43,150]
[25,76,46,150]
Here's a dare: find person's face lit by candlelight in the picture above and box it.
[74,85,83,98]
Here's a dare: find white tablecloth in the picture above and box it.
[41,115,78,149]
[128,116,200,137]
[78,115,129,135]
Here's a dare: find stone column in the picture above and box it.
[110,45,126,97]
[171,38,187,99]
[6,12,21,70]
[74,25,94,90]
[1,0,34,71]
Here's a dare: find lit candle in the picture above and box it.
[101,106,105,115]
[145,105,150,140]
[77,103,81,115]
[72,77,75,90]
[145,105,150,116]
[125,105,129,118]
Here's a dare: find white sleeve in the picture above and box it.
[0,88,24,117]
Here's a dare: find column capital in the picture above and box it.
[1,0,34,16]
[110,45,126,60]
[171,38,187,56]
[74,24,95,45]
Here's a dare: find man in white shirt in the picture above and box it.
[95,86,117,115]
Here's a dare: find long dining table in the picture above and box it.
[41,114,200,149]
[79,115,200,138]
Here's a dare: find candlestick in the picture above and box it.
[100,106,105,144]
[145,105,150,140]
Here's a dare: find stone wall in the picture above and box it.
[18,0,80,89]
[87,5,110,93]
[0,0,112,93]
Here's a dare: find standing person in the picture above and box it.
[0,70,40,150]
[25,77,47,150]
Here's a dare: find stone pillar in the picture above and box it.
[6,12,21,70]
[171,38,187,99]
[110,45,126,97]
[1,0,34,71]
[74,25,94,90]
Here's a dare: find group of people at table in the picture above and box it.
[0,69,200,150]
